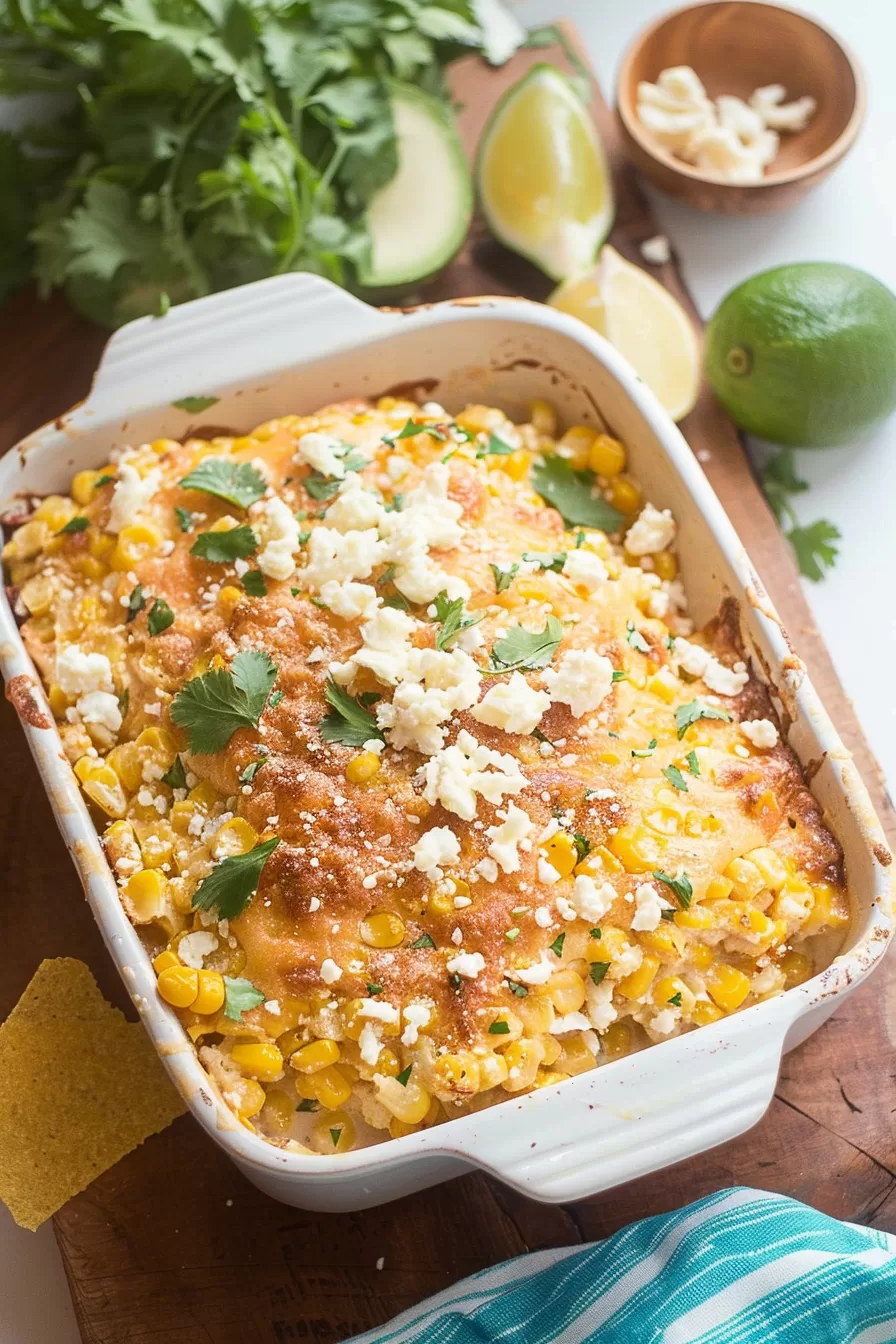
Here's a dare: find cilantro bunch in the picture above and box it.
[0,0,493,325]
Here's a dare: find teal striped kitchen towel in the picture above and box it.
[346,1187,896,1343]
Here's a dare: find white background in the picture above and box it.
[2,1,894,1338]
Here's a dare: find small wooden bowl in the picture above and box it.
[616,1,865,215]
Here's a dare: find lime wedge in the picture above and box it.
[477,64,614,281]
[550,246,701,422]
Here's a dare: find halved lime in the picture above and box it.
[705,264,896,446]
[476,64,614,281]
[550,246,701,421]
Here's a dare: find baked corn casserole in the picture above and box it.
[3,395,849,1154]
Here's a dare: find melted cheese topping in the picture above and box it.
[3,397,849,1156]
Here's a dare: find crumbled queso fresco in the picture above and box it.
[2,394,849,1155]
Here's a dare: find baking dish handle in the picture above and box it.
[87,274,396,419]
[462,1005,789,1204]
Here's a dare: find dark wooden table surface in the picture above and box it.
[2,25,894,1344]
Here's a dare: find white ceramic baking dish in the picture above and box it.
[1,273,892,1213]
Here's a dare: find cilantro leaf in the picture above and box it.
[589,961,609,986]
[148,598,175,636]
[531,457,624,532]
[171,650,277,754]
[190,524,258,563]
[395,1064,413,1086]
[488,1020,511,1034]
[193,839,280,921]
[788,519,841,582]
[395,418,446,441]
[632,737,657,758]
[506,978,529,997]
[491,615,562,672]
[653,870,693,908]
[319,677,384,747]
[172,395,219,414]
[675,699,732,740]
[663,764,688,792]
[549,932,565,957]
[57,515,90,535]
[241,570,267,598]
[686,749,700,776]
[476,431,515,458]
[222,974,267,1021]
[296,1098,318,1113]
[761,448,809,525]
[409,933,435,949]
[239,758,265,785]
[179,458,267,510]
[667,991,682,1006]
[161,755,187,790]
[126,583,146,623]
[431,590,483,651]
[626,621,650,653]
[174,506,193,533]
[491,562,519,594]
[522,550,566,573]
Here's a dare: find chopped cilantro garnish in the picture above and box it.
[626,621,649,653]
[448,972,462,990]
[239,758,265,785]
[296,1098,318,1113]
[549,932,565,958]
[172,395,219,414]
[409,933,435,949]
[147,598,175,636]
[505,928,520,942]
[490,561,519,594]
[319,678,384,747]
[174,506,193,533]
[241,570,267,598]
[530,456,624,532]
[675,699,732,739]
[431,590,483,651]
[488,1020,511,1035]
[179,457,266,509]
[383,593,410,611]
[662,764,688,792]
[329,1127,343,1147]
[395,418,446,441]
[395,1064,413,1086]
[268,689,284,709]
[366,982,383,996]
[506,979,529,997]
[476,431,515,458]
[611,670,627,682]
[126,583,145,623]
[190,524,258,563]
[632,738,657,758]
[521,550,566,573]
[589,961,609,986]
[667,991,682,1006]
[94,473,115,488]
[57,515,89,535]
[589,927,601,939]
[222,973,266,1021]
[171,649,277,754]
[490,615,562,673]
[192,839,280,921]
[161,755,187,790]
[573,833,591,864]
[653,869,693,908]
[686,749,700,776]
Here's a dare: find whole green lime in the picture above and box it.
[705,263,896,446]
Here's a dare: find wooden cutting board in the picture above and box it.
[2,23,894,1344]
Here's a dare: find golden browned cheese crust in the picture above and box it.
[4,396,848,1153]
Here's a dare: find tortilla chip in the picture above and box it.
[5,957,126,1027]
[0,961,187,1230]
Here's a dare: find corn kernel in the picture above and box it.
[359,910,405,948]
[617,953,660,1001]
[555,1033,597,1076]
[187,780,219,811]
[692,999,724,1026]
[433,1052,480,1095]
[111,523,163,571]
[153,949,181,974]
[586,926,627,964]
[19,575,55,617]
[89,531,115,560]
[644,805,681,837]
[704,875,734,902]
[71,470,102,505]
[192,969,226,1015]
[600,1020,632,1060]
[804,882,849,933]
[238,1079,267,1119]
[231,1041,284,1082]
[744,847,789,893]
[260,1089,295,1133]
[609,475,642,516]
[375,1047,401,1078]
[558,425,597,469]
[291,1039,341,1074]
[312,1110,355,1153]
[779,949,813,987]
[346,750,381,785]
[637,924,677,957]
[647,669,678,703]
[34,495,76,531]
[106,742,143,793]
[310,1064,353,1110]
[211,817,259,859]
[588,433,626,477]
[498,449,531,482]
[123,869,168,921]
[477,1053,510,1089]
[652,975,696,1015]
[609,824,666,874]
[539,831,578,878]
[73,756,127,818]
[653,550,678,582]
[500,1038,545,1092]
[157,964,199,1008]
[724,856,765,901]
[705,963,751,1013]
[528,399,557,436]
[688,942,713,970]
[456,405,508,435]
[546,968,586,1015]
[377,1076,431,1124]
[217,585,244,615]
[674,905,714,930]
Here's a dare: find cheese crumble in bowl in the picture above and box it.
[2,396,852,1155]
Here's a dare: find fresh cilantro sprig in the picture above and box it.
[475,431,515,458]
[192,838,280,921]
[394,419,446,442]
[148,598,175,636]
[126,583,145,623]
[57,515,89,535]
[179,458,267,510]
[319,678,384,747]
[171,649,278,754]
[663,764,688,792]
[222,974,266,1020]
[161,755,187,791]
[522,550,566,573]
[653,870,693,908]
[675,699,732,740]
[490,562,519,594]
[431,590,483,651]
[490,616,562,673]
[531,457,624,533]
[761,449,840,582]
[190,524,258,563]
